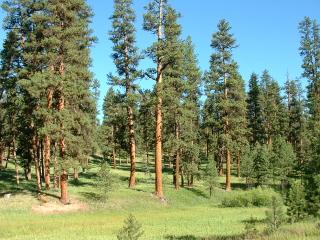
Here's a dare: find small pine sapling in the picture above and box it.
[117,214,144,240]
[204,158,219,197]
[265,196,286,233]
[287,181,307,222]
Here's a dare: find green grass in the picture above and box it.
[0,157,319,240]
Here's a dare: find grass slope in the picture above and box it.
[0,157,319,240]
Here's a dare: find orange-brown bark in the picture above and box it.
[154,0,165,200]
[226,149,231,191]
[44,88,53,189]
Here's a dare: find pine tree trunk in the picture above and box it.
[181,169,185,187]
[146,142,149,165]
[154,0,165,199]
[226,149,231,191]
[44,81,54,189]
[237,152,241,178]
[40,141,45,182]
[44,135,51,189]
[25,155,32,180]
[33,136,42,191]
[175,124,180,190]
[127,105,137,188]
[13,139,19,185]
[219,153,224,176]
[53,142,59,188]
[73,168,79,181]
[112,148,116,169]
[59,95,68,203]
[60,170,68,204]
[0,146,4,169]
[112,126,116,169]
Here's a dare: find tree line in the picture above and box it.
[0,0,320,218]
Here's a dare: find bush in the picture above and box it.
[96,162,116,198]
[265,196,286,233]
[221,187,279,207]
[117,214,144,240]
[286,181,307,222]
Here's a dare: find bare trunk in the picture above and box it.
[13,139,19,185]
[128,106,137,187]
[237,152,241,178]
[175,124,180,190]
[44,134,51,189]
[112,126,116,169]
[219,152,224,176]
[60,170,68,204]
[53,142,59,188]
[223,65,231,191]
[205,128,209,158]
[32,136,42,191]
[154,0,165,199]
[44,88,53,189]
[226,149,231,191]
[73,168,79,180]
[0,146,4,169]
[58,94,68,202]
[112,148,116,169]
[25,155,32,180]
[146,142,149,165]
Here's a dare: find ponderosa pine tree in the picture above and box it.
[179,37,202,187]
[259,70,287,146]
[143,0,182,198]
[109,0,141,188]
[206,19,247,191]
[299,17,320,132]
[252,143,271,186]
[2,0,47,189]
[299,17,320,215]
[137,89,155,166]
[160,8,183,190]
[102,88,128,169]
[45,0,96,202]
[270,137,295,188]
[284,78,306,169]
[247,73,263,145]
[0,30,22,183]
[3,0,97,201]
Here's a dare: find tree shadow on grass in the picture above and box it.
[80,191,106,201]
[184,187,209,199]
[165,233,245,240]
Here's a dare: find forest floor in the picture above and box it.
[0,156,319,240]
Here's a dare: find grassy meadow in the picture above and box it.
[0,156,319,240]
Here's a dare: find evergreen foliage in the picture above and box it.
[204,158,219,197]
[109,0,141,187]
[117,214,144,240]
[252,144,271,186]
[287,181,307,222]
[205,19,247,191]
[265,196,286,233]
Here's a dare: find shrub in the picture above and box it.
[117,214,144,240]
[96,162,116,198]
[221,187,279,207]
[286,181,307,222]
[265,196,286,233]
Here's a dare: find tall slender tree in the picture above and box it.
[206,19,247,191]
[299,17,320,129]
[143,0,182,198]
[109,0,141,188]
[247,73,263,145]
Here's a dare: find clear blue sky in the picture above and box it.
[0,0,319,119]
